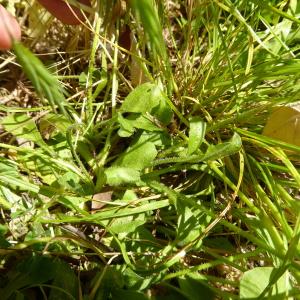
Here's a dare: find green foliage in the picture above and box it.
[120,82,173,125]
[0,256,77,300]
[2,113,53,154]
[104,167,141,186]
[240,267,292,299]
[130,0,167,61]
[188,117,206,155]
[178,275,215,300]
[1,0,300,299]
[12,43,72,119]
[115,138,157,171]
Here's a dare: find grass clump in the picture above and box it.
[0,0,300,299]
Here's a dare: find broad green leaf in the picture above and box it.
[123,226,161,254]
[118,112,135,137]
[1,256,57,299]
[120,113,163,133]
[107,214,146,234]
[120,83,172,124]
[121,83,160,113]
[177,206,196,240]
[203,237,235,252]
[122,268,150,290]
[138,131,171,148]
[0,235,10,248]
[20,156,59,185]
[118,127,135,138]
[240,267,292,299]
[105,167,141,186]
[151,97,173,125]
[118,229,161,273]
[51,171,87,194]
[149,284,187,300]
[2,113,52,153]
[122,190,138,201]
[49,260,78,300]
[39,113,72,138]
[112,289,148,300]
[1,256,77,300]
[116,139,157,171]
[57,195,90,214]
[177,206,211,248]
[178,275,215,300]
[188,117,206,155]
[0,225,10,248]
[92,266,125,299]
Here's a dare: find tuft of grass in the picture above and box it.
[0,0,300,299]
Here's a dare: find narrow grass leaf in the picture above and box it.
[154,133,242,165]
[39,199,170,223]
[13,42,72,119]
[130,0,167,60]
[202,133,242,161]
[0,175,39,193]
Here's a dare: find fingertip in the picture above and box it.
[0,4,21,50]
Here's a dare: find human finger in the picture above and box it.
[0,4,21,50]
